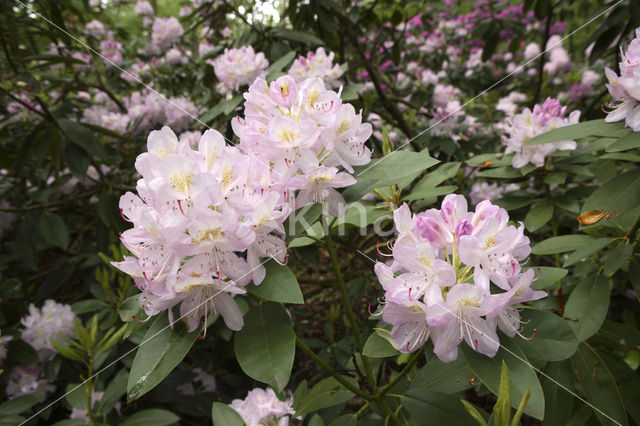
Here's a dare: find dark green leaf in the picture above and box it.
[122,409,179,426]
[564,276,610,342]
[402,389,476,425]
[524,202,553,232]
[563,238,615,267]
[275,29,323,45]
[234,302,295,391]
[570,343,628,426]
[39,211,69,250]
[462,339,544,420]
[529,267,568,290]
[296,376,358,417]
[411,356,474,394]
[606,131,640,152]
[362,331,399,358]
[514,309,578,361]
[582,168,640,217]
[58,119,108,159]
[0,392,45,416]
[532,235,594,255]
[604,243,633,276]
[246,261,304,304]
[127,315,200,401]
[526,120,624,146]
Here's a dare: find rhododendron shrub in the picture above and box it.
[0,1,639,426]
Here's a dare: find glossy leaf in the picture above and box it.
[582,168,640,217]
[122,409,179,426]
[514,309,578,361]
[532,235,594,255]
[211,402,244,426]
[363,330,400,358]
[402,389,476,425]
[127,315,200,401]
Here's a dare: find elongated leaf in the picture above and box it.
[266,51,297,81]
[402,389,476,425]
[95,370,127,416]
[39,211,69,250]
[571,343,628,426]
[58,119,108,159]
[532,235,594,255]
[514,309,578,361]
[246,261,304,304]
[563,238,615,267]
[564,275,610,342]
[529,267,568,290]
[582,168,640,217]
[411,356,474,394]
[122,409,179,426]
[275,29,323,45]
[606,131,640,152]
[524,202,553,232]
[541,360,574,426]
[234,302,295,391]
[493,362,511,426]
[296,376,358,417]
[127,315,200,401]
[462,339,544,420]
[526,120,624,145]
[0,392,45,416]
[211,402,243,426]
[598,350,640,424]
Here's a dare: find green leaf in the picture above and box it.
[604,243,633,276]
[118,295,142,322]
[127,315,200,401]
[476,167,523,179]
[401,389,476,425]
[246,261,304,304]
[526,119,624,146]
[332,201,391,229]
[606,131,640,152]
[563,238,615,267]
[122,409,179,426]
[462,339,544,420]
[460,400,488,426]
[234,302,295,391]
[513,309,578,361]
[363,331,400,358]
[275,29,323,45]
[411,356,474,394]
[540,360,574,426]
[199,96,243,123]
[493,361,511,426]
[410,162,462,193]
[598,350,640,425]
[39,211,69,250]
[296,376,359,417]
[529,267,568,290]
[532,235,594,255]
[58,119,108,159]
[571,343,628,426]
[0,392,45,416]
[564,275,610,342]
[95,370,127,416]
[511,388,530,426]
[0,417,25,426]
[64,142,90,179]
[341,84,364,101]
[211,402,244,426]
[345,151,439,200]
[51,340,85,362]
[266,51,297,81]
[402,185,458,202]
[524,202,553,232]
[582,168,640,217]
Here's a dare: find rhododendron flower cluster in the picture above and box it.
[20,299,76,361]
[604,27,640,131]
[211,46,269,93]
[151,17,184,53]
[469,182,519,205]
[114,77,371,332]
[232,75,373,216]
[288,47,344,88]
[229,387,296,426]
[502,97,580,168]
[5,365,54,399]
[373,195,546,362]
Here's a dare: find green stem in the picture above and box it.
[375,396,402,426]
[324,215,377,386]
[377,347,424,397]
[545,185,563,312]
[295,335,371,400]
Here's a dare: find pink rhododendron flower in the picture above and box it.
[288,47,344,88]
[211,46,268,93]
[604,27,640,131]
[230,387,296,426]
[372,196,544,363]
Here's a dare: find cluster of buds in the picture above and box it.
[373,195,546,362]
